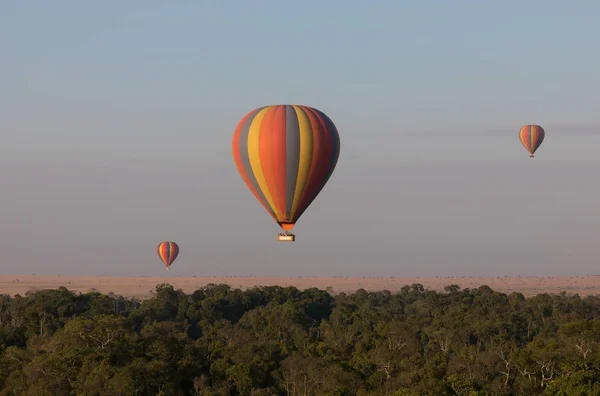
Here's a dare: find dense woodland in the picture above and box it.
[1,284,600,395]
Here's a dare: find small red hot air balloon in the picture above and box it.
[519,125,545,158]
[156,241,179,271]
[232,105,341,242]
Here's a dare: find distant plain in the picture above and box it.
[2,275,600,299]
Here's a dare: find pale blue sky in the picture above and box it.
[1,1,599,277]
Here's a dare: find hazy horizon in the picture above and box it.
[1,1,599,277]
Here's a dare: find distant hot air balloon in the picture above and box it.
[232,105,341,242]
[156,241,179,271]
[519,125,545,158]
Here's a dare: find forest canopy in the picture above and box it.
[1,283,599,395]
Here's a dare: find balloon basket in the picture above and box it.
[277,233,295,242]
[165,267,170,271]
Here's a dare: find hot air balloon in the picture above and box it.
[157,241,179,271]
[519,125,545,158]
[232,105,341,242]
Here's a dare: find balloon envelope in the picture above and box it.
[156,241,179,269]
[232,105,341,231]
[519,125,545,157]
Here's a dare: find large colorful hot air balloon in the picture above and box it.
[232,105,341,242]
[156,241,179,271]
[519,125,545,158]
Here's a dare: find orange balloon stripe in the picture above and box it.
[519,128,531,153]
[258,106,286,218]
